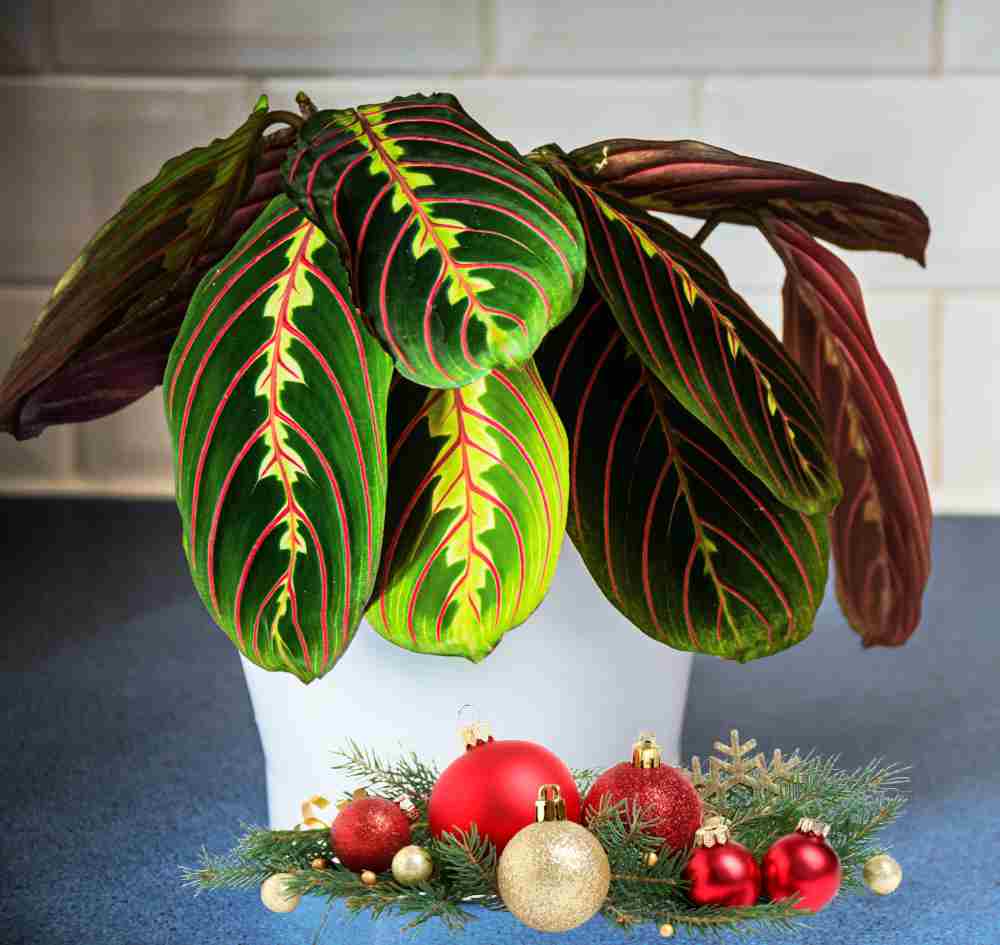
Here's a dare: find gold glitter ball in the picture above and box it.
[659,923,675,938]
[360,870,377,887]
[260,873,300,913]
[497,821,611,933]
[310,857,330,871]
[863,854,902,895]
[391,845,434,886]
[645,851,659,868]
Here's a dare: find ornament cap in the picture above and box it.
[693,815,732,848]
[631,732,663,769]
[796,817,831,838]
[535,784,567,823]
[459,720,494,750]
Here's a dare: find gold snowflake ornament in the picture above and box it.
[682,730,801,806]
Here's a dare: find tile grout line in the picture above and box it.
[931,0,948,76]
[928,289,945,488]
[479,0,498,77]
[690,78,705,134]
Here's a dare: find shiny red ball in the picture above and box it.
[584,763,702,853]
[684,840,762,907]
[762,831,842,912]
[428,739,580,854]
[330,796,412,874]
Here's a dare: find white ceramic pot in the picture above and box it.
[240,542,694,828]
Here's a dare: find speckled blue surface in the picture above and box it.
[1,501,998,945]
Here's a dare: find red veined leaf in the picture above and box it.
[566,138,930,264]
[283,93,586,389]
[1,100,297,440]
[164,195,393,682]
[367,362,568,661]
[771,218,932,646]
[534,146,840,517]
[535,283,829,661]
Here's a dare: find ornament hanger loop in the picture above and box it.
[455,705,493,750]
[535,783,567,823]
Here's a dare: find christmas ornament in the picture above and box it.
[330,788,412,874]
[497,784,611,933]
[683,816,761,907]
[295,794,333,830]
[310,857,330,871]
[391,845,434,886]
[260,873,300,913]
[762,818,842,912]
[659,923,675,938]
[645,851,659,868]
[863,853,902,896]
[584,733,702,852]
[428,722,581,853]
[361,870,377,886]
[684,730,800,809]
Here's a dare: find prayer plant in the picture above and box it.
[0,92,932,682]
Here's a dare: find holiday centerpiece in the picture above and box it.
[186,727,908,939]
[1,88,931,854]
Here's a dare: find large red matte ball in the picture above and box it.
[583,763,702,852]
[684,841,762,907]
[428,739,581,854]
[330,797,412,874]
[762,832,842,912]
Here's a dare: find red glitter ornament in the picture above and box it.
[583,733,702,853]
[428,722,580,854]
[762,818,842,912]
[330,791,412,874]
[683,816,761,907]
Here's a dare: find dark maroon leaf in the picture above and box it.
[0,109,297,440]
[566,138,930,264]
[773,219,931,646]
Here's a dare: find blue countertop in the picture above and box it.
[1,501,997,944]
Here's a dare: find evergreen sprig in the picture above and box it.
[183,743,907,939]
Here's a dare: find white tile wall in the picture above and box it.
[1,1,46,73]
[50,1,482,74]
[0,2,997,512]
[0,77,253,284]
[494,1,933,74]
[700,78,1000,291]
[944,1,1000,72]
[940,293,1000,512]
[260,78,696,154]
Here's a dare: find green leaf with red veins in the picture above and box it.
[774,219,931,647]
[283,93,586,389]
[535,284,829,662]
[536,147,840,517]
[1,98,288,440]
[367,362,568,661]
[164,195,392,682]
[566,138,930,264]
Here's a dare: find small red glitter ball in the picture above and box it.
[330,796,412,874]
[583,735,701,853]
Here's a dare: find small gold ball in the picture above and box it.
[310,857,330,871]
[645,851,659,868]
[260,873,301,913]
[360,870,377,886]
[659,923,675,938]
[863,853,902,895]
[391,845,434,886]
